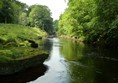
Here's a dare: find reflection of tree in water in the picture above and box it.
[59,39,118,83]
[59,39,95,83]
[59,39,85,61]
[0,64,48,83]
[42,38,53,53]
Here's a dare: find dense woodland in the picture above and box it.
[0,0,118,49]
[0,0,53,34]
[0,0,50,71]
[0,0,118,79]
[58,0,118,49]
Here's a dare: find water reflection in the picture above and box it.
[0,65,48,83]
[30,38,70,83]
[59,39,118,83]
[41,38,53,52]
[29,38,118,83]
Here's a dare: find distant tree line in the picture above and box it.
[58,0,118,48]
[53,20,58,33]
[0,0,53,34]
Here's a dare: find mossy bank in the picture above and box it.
[0,24,49,75]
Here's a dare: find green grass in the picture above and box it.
[0,24,47,47]
[0,24,48,61]
[0,47,47,60]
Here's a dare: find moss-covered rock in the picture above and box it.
[0,47,49,75]
[0,53,49,75]
[0,24,49,75]
[0,24,47,47]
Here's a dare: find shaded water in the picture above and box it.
[0,65,47,83]
[0,38,118,83]
[30,38,118,83]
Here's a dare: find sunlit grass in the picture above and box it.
[0,24,48,61]
[0,24,47,47]
[0,47,47,61]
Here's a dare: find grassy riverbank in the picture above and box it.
[0,23,48,57]
[0,24,47,47]
[0,24,48,75]
[0,47,48,75]
[59,35,85,42]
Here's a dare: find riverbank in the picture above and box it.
[26,38,118,83]
[0,48,48,75]
[0,24,49,75]
[59,35,85,42]
[59,35,118,50]
[0,24,47,47]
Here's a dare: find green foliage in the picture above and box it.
[0,1,53,34]
[53,20,58,32]
[0,24,47,47]
[0,47,47,60]
[29,5,53,34]
[0,24,47,62]
[18,12,28,25]
[0,0,27,23]
[58,0,118,48]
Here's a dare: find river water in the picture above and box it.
[29,38,118,83]
[0,38,118,83]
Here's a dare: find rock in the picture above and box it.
[0,53,49,75]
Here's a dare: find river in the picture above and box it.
[29,38,118,83]
[0,38,118,83]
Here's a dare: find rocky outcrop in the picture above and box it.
[0,53,49,75]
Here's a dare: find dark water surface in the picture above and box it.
[29,38,118,83]
[0,38,118,83]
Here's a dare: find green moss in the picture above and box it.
[0,24,47,47]
[0,43,48,63]
[0,24,48,62]
[0,24,49,75]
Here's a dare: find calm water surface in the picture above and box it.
[29,38,118,83]
[0,38,118,83]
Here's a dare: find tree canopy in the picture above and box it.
[0,0,27,23]
[29,5,53,34]
[0,1,53,34]
[58,0,118,48]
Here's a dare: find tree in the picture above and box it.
[58,0,118,48]
[0,0,27,23]
[29,5,53,34]
[0,0,13,23]
[18,12,28,25]
[53,20,58,32]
